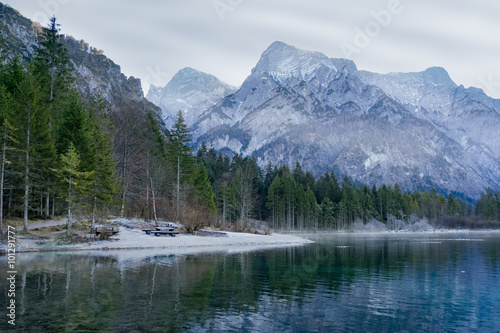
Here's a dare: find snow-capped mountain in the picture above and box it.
[359,68,500,160]
[147,67,236,129]
[157,41,500,197]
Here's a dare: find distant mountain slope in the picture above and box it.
[185,41,499,197]
[147,67,236,129]
[0,3,161,120]
[359,68,500,160]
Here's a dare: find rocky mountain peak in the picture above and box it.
[162,67,235,95]
[422,67,456,87]
[250,41,343,83]
[146,67,236,129]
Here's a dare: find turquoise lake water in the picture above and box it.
[1,232,500,332]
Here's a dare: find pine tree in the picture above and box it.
[0,85,16,233]
[30,84,57,219]
[217,181,231,224]
[15,67,44,231]
[167,110,194,221]
[231,164,255,223]
[194,163,216,213]
[293,161,305,189]
[32,16,72,127]
[30,17,73,217]
[446,193,461,216]
[266,175,283,228]
[56,90,91,160]
[305,187,319,230]
[87,96,117,228]
[320,197,336,229]
[144,111,169,224]
[281,168,297,230]
[57,143,92,236]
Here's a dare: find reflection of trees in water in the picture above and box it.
[3,235,499,332]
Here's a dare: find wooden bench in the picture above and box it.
[93,226,119,236]
[92,226,119,240]
[142,227,179,237]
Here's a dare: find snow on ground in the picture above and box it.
[15,225,313,254]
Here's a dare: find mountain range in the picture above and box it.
[3,1,498,198]
[150,41,500,198]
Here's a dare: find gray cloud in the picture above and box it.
[10,0,500,98]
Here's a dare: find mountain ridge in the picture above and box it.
[151,41,500,198]
[0,3,162,121]
[146,67,236,129]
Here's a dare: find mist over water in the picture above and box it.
[352,215,435,233]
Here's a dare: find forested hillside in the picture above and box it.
[1,15,499,237]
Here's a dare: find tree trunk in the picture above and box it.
[145,149,150,221]
[67,174,72,237]
[176,155,180,221]
[45,191,50,218]
[91,195,97,230]
[222,193,226,224]
[150,177,158,227]
[120,184,127,218]
[23,113,31,232]
[120,142,129,218]
[8,187,12,218]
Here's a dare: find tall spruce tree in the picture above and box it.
[57,143,92,236]
[167,110,194,221]
[194,163,216,213]
[217,181,231,224]
[145,111,169,225]
[87,96,117,228]
[231,163,255,223]
[16,67,44,231]
[56,90,92,162]
[0,85,16,233]
[33,16,72,125]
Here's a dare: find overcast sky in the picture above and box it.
[9,0,500,98]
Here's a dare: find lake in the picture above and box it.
[2,232,500,332]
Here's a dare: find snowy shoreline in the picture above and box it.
[9,224,499,255]
[13,226,314,254]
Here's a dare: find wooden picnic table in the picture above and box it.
[142,227,179,237]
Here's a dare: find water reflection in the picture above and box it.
[1,232,499,332]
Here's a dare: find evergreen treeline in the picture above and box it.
[1,18,499,235]
[0,18,117,234]
[197,148,499,230]
[0,18,216,234]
